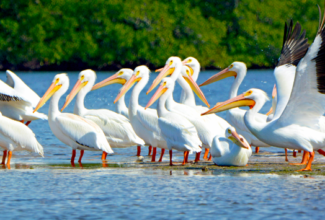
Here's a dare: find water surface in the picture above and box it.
[1,70,323,219]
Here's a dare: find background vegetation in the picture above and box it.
[0,0,322,70]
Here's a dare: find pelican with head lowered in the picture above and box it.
[211,126,251,166]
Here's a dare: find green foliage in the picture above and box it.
[0,0,322,70]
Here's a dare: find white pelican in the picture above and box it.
[146,77,202,165]
[180,57,200,104]
[148,57,230,161]
[61,69,145,160]
[34,73,113,165]
[199,62,271,153]
[0,112,44,169]
[211,126,251,166]
[114,66,168,162]
[92,68,133,118]
[0,70,47,123]
[92,68,153,156]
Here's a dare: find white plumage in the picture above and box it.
[61,69,145,150]
[146,77,201,165]
[34,73,113,164]
[0,70,47,122]
[0,112,43,168]
[211,126,251,166]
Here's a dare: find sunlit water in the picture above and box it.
[0,70,323,219]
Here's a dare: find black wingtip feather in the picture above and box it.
[277,20,310,67]
[313,5,325,94]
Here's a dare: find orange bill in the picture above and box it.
[145,83,167,109]
[34,82,62,113]
[201,94,255,116]
[147,64,174,94]
[61,79,88,112]
[183,74,210,107]
[92,72,127,91]
[114,74,141,103]
[199,67,236,87]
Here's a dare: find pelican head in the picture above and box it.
[147,56,182,94]
[182,57,200,80]
[202,88,269,115]
[34,73,69,112]
[145,78,175,109]
[181,66,210,107]
[91,68,134,91]
[226,127,250,149]
[60,69,96,111]
[114,65,150,104]
[200,62,247,87]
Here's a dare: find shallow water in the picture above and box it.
[1,70,323,219]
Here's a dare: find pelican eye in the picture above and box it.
[188,59,192,63]
[118,71,124,76]
[136,71,140,76]
[163,82,167,86]
[169,60,173,66]
[55,78,60,84]
[229,64,234,69]
[227,129,232,134]
[245,90,252,96]
[80,75,85,81]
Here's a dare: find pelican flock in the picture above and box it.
[1,5,325,172]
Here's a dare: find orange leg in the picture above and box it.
[185,151,189,163]
[136,146,141,156]
[296,151,314,171]
[151,147,157,162]
[195,152,201,163]
[182,152,186,165]
[71,149,76,167]
[1,150,7,165]
[78,150,84,163]
[285,148,288,162]
[255,147,259,153]
[158,148,165,162]
[148,145,152,156]
[101,151,108,161]
[208,154,212,161]
[317,149,325,156]
[290,151,309,165]
[6,151,12,169]
[25,121,31,126]
[203,148,209,160]
[20,120,24,123]
[298,150,302,153]
[169,150,173,166]
[293,150,297,157]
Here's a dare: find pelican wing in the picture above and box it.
[5,70,40,107]
[0,115,43,156]
[56,113,112,152]
[158,113,201,149]
[137,107,161,135]
[278,19,325,129]
[0,80,31,104]
[83,109,145,145]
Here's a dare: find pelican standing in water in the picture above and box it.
[148,57,230,161]
[114,66,168,162]
[92,68,152,156]
[0,112,44,169]
[34,73,113,166]
[146,78,202,165]
[211,126,251,166]
[61,69,145,160]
